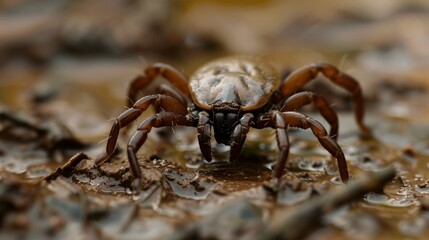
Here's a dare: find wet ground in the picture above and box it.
[1,1,429,239]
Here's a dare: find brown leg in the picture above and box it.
[280,91,339,140]
[268,111,349,182]
[156,84,189,106]
[127,112,195,181]
[272,112,290,179]
[197,111,212,162]
[128,63,191,107]
[151,84,190,115]
[96,94,188,165]
[278,63,369,135]
[230,113,254,162]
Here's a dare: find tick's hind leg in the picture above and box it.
[128,63,191,107]
[280,91,339,140]
[277,63,369,136]
[96,94,188,165]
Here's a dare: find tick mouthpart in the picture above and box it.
[212,101,241,112]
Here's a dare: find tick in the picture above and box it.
[96,56,369,190]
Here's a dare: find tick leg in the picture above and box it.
[151,84,189,115]
[197,111,212,162]
[272,112,290,179]
[128,112,195,181]
[128,63,191,107]
[270,111,349,182]
[280,91,339,140]
[230,113,254,162]
[277,63,369,135]
[156,84,189,106]
[96,94,188,165]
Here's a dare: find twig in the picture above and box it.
[252,166,396,240]
[42,152,89,182]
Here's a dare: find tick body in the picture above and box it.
[97,56,369,190]
[190,56,280,111]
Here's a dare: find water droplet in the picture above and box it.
[364,192,417,207]
[364,192,389,205]
[297,158,325,172]
[185,158,203,169]
[330,176,342,185]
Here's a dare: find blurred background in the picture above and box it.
[1,0,429,128]
[1,0,429,239]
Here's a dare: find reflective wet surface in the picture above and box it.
[2,1,429,239]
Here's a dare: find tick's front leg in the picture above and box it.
[197,111,212,162]
[127,112,195,193]
[230,113,254,162]
[280,111,349,182]
[96,94,188,165]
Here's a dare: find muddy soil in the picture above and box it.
[1,1,429,239]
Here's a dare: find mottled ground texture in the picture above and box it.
[1,0,429,239]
